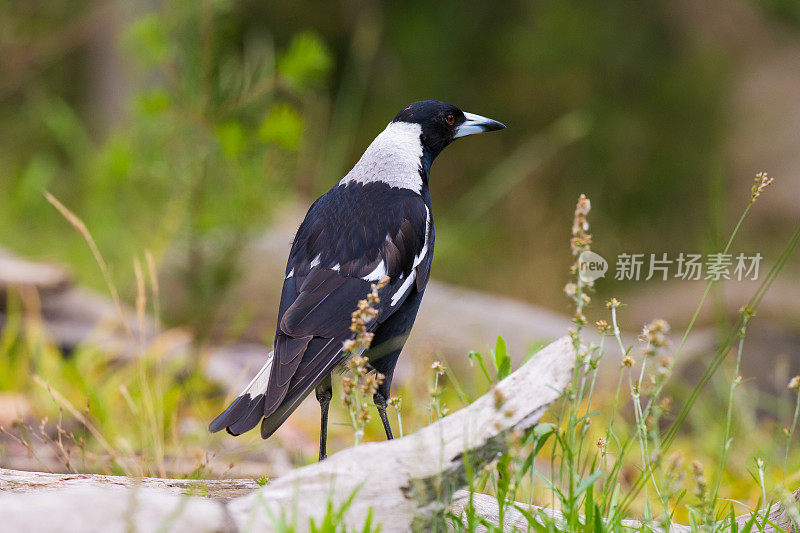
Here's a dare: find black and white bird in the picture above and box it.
[209,100,505,460]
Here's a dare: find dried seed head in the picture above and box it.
[788,376,800,391]
[596,437,607,450]
[595,320,611,334]
[739,305,756,319]
[691,460,707,500]
[622,355,634,368]
[640,318,670,357]
[750,172,774,204]
[571,194,592,256]
[606,297,622,309]
[563,282,577,297]
[431,361,445,375]
[659,396,673,413]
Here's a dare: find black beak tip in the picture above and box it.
[486,120,506,132]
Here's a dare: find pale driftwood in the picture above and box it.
[0,485,232,533]
[0,336,574,532]
[449,490,800,532]
[0,468,259,500]
[0,247,71,295]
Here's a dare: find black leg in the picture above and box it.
[373,392,394,440]
[315,377,333,461]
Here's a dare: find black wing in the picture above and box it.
[210,181,432,437]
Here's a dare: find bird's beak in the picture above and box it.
[454,112,506,138]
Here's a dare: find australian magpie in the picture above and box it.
[209,100,505,460]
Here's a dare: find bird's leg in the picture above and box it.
[373,392,394,440]
[315,377,333,461]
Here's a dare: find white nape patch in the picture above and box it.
[362,260,387,281]
[285,267,294,279]
[391,205,431,306]
[239,351,274,397]
[340,122,424,193]
[309,254,321,268]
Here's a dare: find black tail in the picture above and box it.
[209,354,273,436]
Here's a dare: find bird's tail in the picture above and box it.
[208,351,274,436]
[259,350,345,439]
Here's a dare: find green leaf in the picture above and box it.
[124,13,168,66]
[258,104,303,150]
[575,471,603,498]
[467,351,493,385]
[277,32,332,88]
[216,121,246,159]
[492,335,511,380]
[136,89,171,115]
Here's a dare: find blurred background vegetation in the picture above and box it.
[2,0,800,519]
[5,0,799,322]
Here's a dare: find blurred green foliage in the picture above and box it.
[0,0,795,319]
[0,1,332,332]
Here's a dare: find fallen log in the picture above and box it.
[0,247,71,296]
[0,467,259,501]
[0,336,574,532]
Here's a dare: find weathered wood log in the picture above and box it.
[0,336,574,532]
[0,468,259,500]
[0,247,71,296]
[0,484,233,533]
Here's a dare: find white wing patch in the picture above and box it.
[391,205,431,306]
[391,273,416,306]
[362,260,387,281]
[411,205,431,271]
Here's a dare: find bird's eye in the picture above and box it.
[445,114,455,126]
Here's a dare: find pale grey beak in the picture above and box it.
[454,111,506,138]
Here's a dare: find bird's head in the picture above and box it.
[392,100,505,161]
[342,100,505,193]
